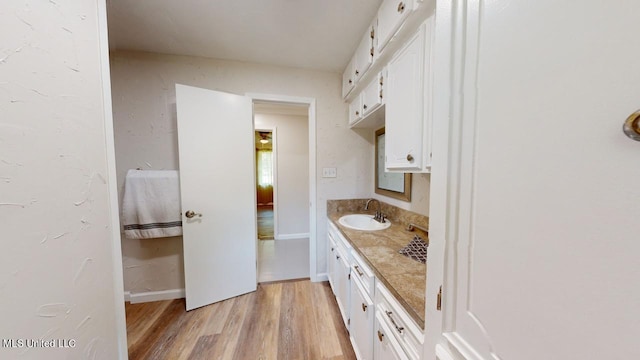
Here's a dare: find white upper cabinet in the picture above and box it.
[377,0,415,54]
[355,24,375,82]
[362,71,385,118]
[385,20,432,172]
[342,56,356,99]
[349,94,363,126]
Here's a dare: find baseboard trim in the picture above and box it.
[275,232,310,240]
[314,272,329,282]
[125,288,185,304]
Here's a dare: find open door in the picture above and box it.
[176,84,257,311]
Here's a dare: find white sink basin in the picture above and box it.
[338,214,391,231]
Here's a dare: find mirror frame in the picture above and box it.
[375,127,411,201]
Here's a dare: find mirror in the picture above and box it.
[375,127,411,201]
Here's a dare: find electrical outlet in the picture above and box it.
[322,167,337,178]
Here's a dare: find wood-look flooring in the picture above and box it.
[125,280,356,360]
[258,205,274,240]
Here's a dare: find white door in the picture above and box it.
[176,84,257,311]
[434,1,640,359]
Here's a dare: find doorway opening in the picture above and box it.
[256,130,275,240]
[253,100,311,283]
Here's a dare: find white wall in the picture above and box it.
[110,50,372,290]
[0,1,125,359]
[255,113,310,237]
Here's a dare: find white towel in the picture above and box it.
[122,169,182,239]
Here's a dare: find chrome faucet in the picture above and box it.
[365,199,386,223]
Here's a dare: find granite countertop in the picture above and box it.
[327,210,427,329]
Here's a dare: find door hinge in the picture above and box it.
[436,285,442,311]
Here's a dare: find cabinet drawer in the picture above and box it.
[351,249,376,297]
[329,221,352,251]
[375,283,424,360]
[375,311,410,360]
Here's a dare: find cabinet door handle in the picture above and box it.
[354,265,364,277]
[406,154,414,162]
[355,69,360,76]
[362,303,368,312]
[379,89,383,99]
[377,330,384,342]
[363,104,368,111]
[370,47,374,57]
[348,79,353,85]
[336,255,341,260]
[355,111,360,116]
[385,310,405,334]
[397,2,405,13]
[330,247,335,252]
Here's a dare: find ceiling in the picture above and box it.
[106,0,383,72]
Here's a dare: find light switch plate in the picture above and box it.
[322,167,337,178]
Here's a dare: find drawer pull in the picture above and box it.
[385,310,404,334]
[377,330,384,342]
[354,265,364,277]
[362,303,368,312]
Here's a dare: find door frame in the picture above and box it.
[98,0,128,357]
[247,93,318,282]
[255,127,278,239]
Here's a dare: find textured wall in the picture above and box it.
[110,50,373,290]
[0,1,124,359]
[254,113,310,237]
[373,172,430,216]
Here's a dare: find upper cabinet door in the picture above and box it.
[385,22,431,172]
[355,25,375,82]
[342,56,356,98]
[377,0,415,54]
[362,71,384,117]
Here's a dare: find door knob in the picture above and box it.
[623,110,640,141]
[185,210,202,218]
[406,154,414,162]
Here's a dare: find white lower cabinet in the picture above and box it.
[376,283,424,360]
[375,312,410,360]
[327,221,424,360]
[350,275,374,360]
[328,222,352,328]
[335,246,351,328]
[327,232,337,291]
